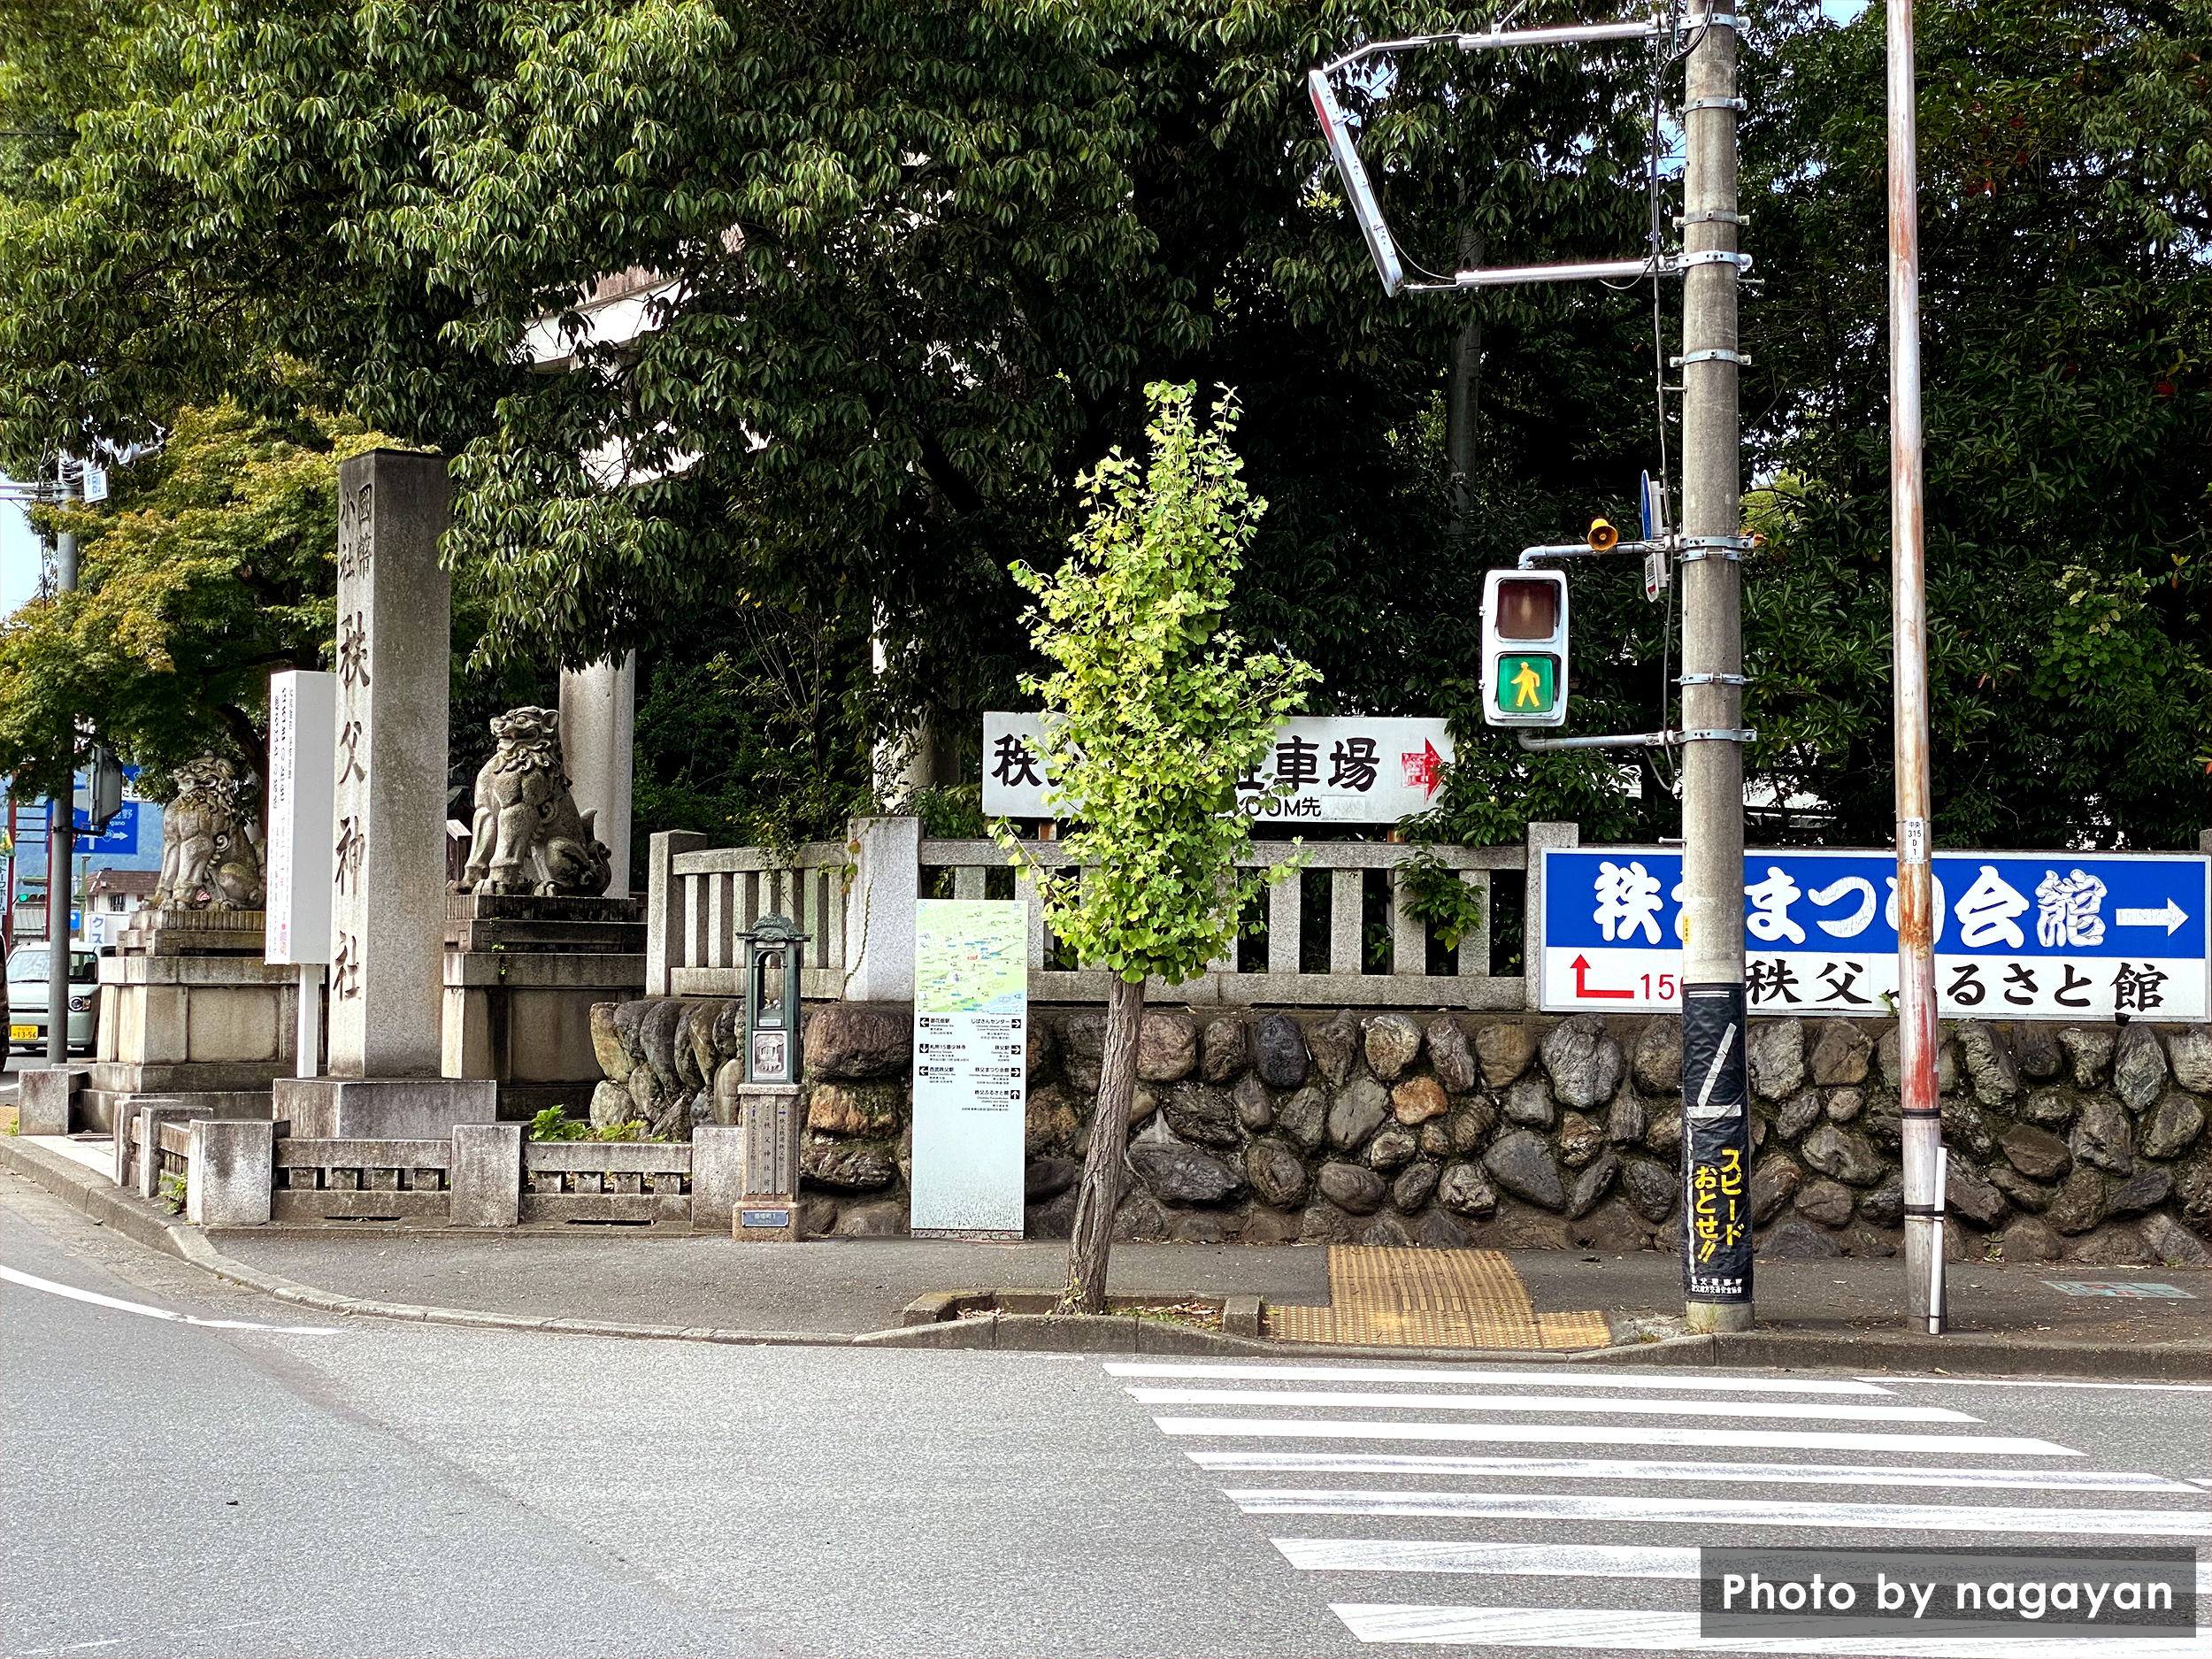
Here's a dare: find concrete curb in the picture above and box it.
[8,1133,2210,1378]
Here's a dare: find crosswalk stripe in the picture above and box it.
[1154,1416,2080,1457]
[1193,1451,2199,1494]
[1330,1604,2210,1655]
[1107,1363,1895,1396]
[1129,1387,1978,1425]
[1855,1376,2212,1394]
[1277,1540,1698,1578]
[1114,1361,2205,1655]
[1228,1489,2212,1537]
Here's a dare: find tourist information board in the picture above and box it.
[1539,847,2209,1020]
[909,900,1028,1239]
[981,712,1452,824]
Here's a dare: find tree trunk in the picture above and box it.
[1058,973,1145,1315]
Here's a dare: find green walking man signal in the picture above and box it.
[1499,655,1557,713]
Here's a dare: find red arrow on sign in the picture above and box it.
[1400,739,1446,798]
[1571,955,1634,1000]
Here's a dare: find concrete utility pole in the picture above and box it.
[45,461,79,1064]
[1676,12,1754,1333]
[1886,0,1944,1333]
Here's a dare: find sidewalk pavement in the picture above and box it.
[6,1129,2208,1378]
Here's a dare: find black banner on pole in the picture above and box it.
[1681,981,1753,1302]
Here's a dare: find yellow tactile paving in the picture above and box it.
[1263,1246,1609,1351]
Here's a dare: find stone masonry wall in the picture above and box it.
[588,998,2212,1264]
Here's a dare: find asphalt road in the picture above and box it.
[4,1177,2208,1659]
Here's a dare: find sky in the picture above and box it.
[0,489,36,618]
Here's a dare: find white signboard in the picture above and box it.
[909,900,1027,1240]
[264,670,336,964]
[1540,847,2210,1021]
[982,712,1452,824]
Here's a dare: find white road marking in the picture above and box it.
[1130,1386,1978,1425]
[1192,1450,2198,1494]
[1152,1416,2080,1457]
[1330,1604,2210,1655]
[1230,1488,2212,1537]
[1278,1539,1697,1578]
[0,1263,343,1335]
[1859,1375,2212,1394]
[1108,1363,1895,1395]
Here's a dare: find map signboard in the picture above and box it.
[909,900,1028,1239]
[981,712,1451,825]
[71,803,137,856]
[1540,847,2209,1021]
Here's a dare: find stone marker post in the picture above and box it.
[327,450,450,1078]
[276,450,495,1138]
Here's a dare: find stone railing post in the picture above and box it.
[689,1125,744,1233]
[186,1118,273,1227]
[1522,821,1580,1010]
[117,1098,204,1197]
[17,1065,88,1136]
[841,817,920,1002]
[449,1122,523,1226]
[644,830,709,996]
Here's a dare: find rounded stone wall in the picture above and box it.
[588,997,2212,1263]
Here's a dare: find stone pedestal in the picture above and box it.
[442,893,646,1119]
[84,910,302,1133]
[272,1076,497,1139]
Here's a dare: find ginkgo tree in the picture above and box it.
[1005,382,1316,1317]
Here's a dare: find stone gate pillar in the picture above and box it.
[559,653,635,900]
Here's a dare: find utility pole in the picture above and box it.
[1886,0,1944,1333]
[1676,12,1753,1334]
[1305,16,1755,1324]
[45,458,79,1065]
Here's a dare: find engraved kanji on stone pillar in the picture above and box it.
[326,450,450,1078]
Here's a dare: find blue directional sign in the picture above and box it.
[73,802,139,856]
[1540,848,2209,1020]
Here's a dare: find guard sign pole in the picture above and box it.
[1887,0,1944,1333]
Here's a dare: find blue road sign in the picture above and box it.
[73,802,138,855]
[1540,847,2210,1020]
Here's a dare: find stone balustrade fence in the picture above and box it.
[646,816,1578,1008]
[157,1119,748,1233]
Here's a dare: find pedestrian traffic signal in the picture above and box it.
[1480,569,1570,727]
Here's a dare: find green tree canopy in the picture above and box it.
[2,0,2203,850]
[0,403,361,798]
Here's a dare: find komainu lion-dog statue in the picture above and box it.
[457,707,613,896]
[155,756,266,910]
